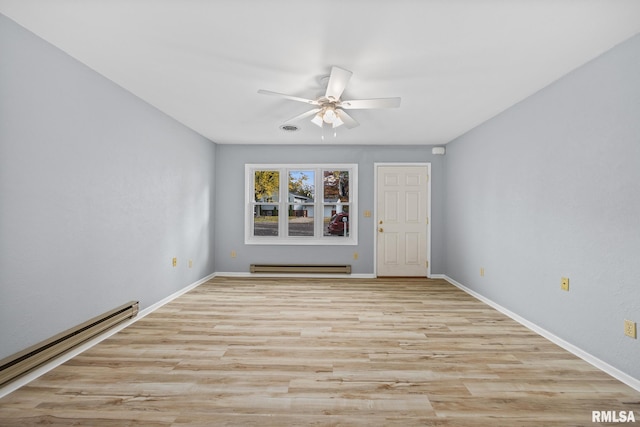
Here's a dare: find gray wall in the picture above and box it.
[214,145,445,275]
[444,34,640,378]
[0,15,216,359]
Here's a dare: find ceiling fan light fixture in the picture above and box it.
[332,114,344,128]
[323,107,337,124]
[311,112,324,127]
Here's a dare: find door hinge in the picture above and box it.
[426,217,429,225]
[425,260,429,268]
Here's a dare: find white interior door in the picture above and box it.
[376,165,429,277]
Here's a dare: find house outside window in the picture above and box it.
[245,164,357,245]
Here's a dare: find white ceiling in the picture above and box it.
[2,0,640,145]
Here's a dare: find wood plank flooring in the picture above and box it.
[0,277,638,426]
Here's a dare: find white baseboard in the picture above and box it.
[136,272,216,318]
[0,272,217,399]
[440,275,640,392]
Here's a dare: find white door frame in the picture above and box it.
[373,162,432,277]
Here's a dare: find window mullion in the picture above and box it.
[314,168,324,239]
[280,168,288,239]
[249,168,257,239]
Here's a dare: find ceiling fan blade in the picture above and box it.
[335,109,359,129]
[340,97,401,109]
[257,89,319,105]
[325,66,353,100]
[285,108,321,123]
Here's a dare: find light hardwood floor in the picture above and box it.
[0,277,638,426]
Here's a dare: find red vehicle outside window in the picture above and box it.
[327,212,349,235]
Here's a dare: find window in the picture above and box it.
[245,164,357,245]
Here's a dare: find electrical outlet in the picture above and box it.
[172,257,177,267]
[624,320,637,339]
[231,250,237,258]
[363,210,371,218]
[188,259,193,268]
[353,252,359,260]
[480,267,485,277]
[560,277,569,292]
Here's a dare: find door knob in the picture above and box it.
[378,227,384,232]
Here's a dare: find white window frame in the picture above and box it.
[245,163,358,245]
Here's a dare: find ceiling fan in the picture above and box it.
[258,66,401,130]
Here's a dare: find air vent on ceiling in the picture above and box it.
[280,124,299,132]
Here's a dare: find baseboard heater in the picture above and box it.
[0,300,139,386]
[250,264,351,274]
